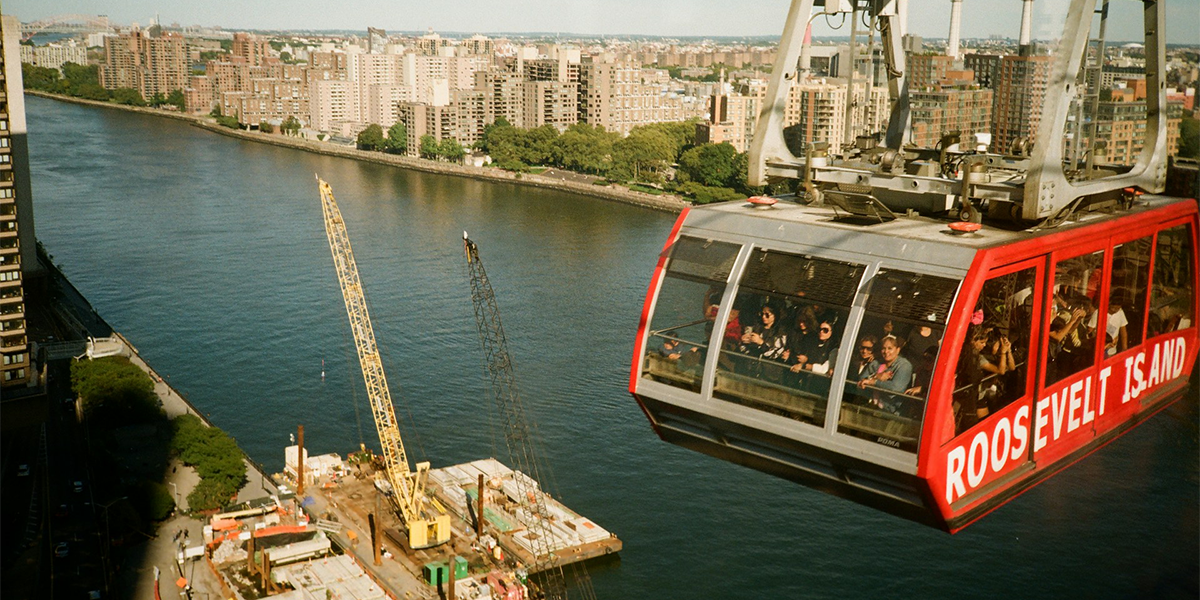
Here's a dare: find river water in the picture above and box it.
[26,96,1199,599]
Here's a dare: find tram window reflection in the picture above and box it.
[1046,250,1105,386]
[642,237,741,393]
[711,248,865,428]
[1106,236,1152,353]
[1148,224,1195,337]
[953,267,1036,436]
[838,269,959,452]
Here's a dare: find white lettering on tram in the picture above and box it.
[946,336,1189,505]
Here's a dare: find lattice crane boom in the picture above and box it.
[463,234,597,600]
[318,176,449,549]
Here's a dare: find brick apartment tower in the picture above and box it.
[99,25,188,101]
[990,54,1052,153]
[0,15,37,389]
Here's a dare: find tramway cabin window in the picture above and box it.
[1046,250,1105,386]
[1106,236,1152,354]
[953,266,1037,436]
[1148,224,1195,337]
[641,237,741,393]
[838,268,958,452]
[711,248,865,427]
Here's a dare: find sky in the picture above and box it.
[7,0,1199,44]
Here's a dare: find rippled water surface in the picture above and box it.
[26,96,1199,599]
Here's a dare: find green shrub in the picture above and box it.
[215,115,240,129]
[71,356,163,424]
[171,414,246,511]
[675,181,747,204]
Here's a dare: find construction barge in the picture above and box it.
[208,445,620,599]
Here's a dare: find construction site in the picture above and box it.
[177,178,617,600]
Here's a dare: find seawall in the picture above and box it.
[28,90,689,214]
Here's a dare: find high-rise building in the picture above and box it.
[0,15,36,389]
[578,58,699,136]
[910,86,994,148]
[521,80,578,131]
[696,79,768,153]
[99,27,189,100]
[232,32,271,67]
[963,54,1002,88]
[990,54,1052,152]
[781,78,889,152]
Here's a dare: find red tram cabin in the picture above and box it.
[630,196,1197,532]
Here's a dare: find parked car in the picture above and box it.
[54,542,68,558]
[17,464,29,477]
[55,504,69,519]
[73,481,83,493]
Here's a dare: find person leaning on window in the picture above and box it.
[859,335,914,414]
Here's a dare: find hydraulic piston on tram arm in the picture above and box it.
[317,176,451,549]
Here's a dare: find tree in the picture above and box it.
[677,142,738,187]
[1180,114,1199,159]
[148,92,167,107]
[553,123,617,174]
[356,124,386,151]
[61,62,100,87]
[71,356,163,425]
[21,64,61,91]
[386,122,408,153]
[439,138,465,162]
[171,415,247,511]
[110,88,146,106]
[676,181,748,204]
[419,135,440,159]
[630,121,697,162]
[520,124,560,165]
[611,128,674,183]
[259,122,274,133]
[281,116,302,136]
[166,89,186,111]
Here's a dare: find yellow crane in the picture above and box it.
[316,176,450,549]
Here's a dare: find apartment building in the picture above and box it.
[0,15,36,389]
[1093,79,1183,164]
[100,27,189,100]
[578,59,700,136]
[990,54,1052,152]
[910,86,994,148]
[696,79,768,153]
[781,78,889,152]
[477,68,525,127]
[521,80,578,131]
[19,42,89,73]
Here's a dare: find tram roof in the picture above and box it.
[682,195,1192,273]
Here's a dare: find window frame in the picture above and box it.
[1103,222,1161,361]
[946,257,1045,444]
[1041,242,1110,389]
[1146,219,1197,342]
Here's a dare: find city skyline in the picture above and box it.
[8,0,1200,44]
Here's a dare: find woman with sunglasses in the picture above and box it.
[790,317,838,375]
[739,301,792,379]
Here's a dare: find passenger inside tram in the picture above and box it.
[857,335,915,414]
[905,344,940,398]
[1148,224,1195,336]
[953,265,1036,435]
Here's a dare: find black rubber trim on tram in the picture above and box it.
[944,379,1192,532]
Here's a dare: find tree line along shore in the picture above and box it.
[23,61,804,212]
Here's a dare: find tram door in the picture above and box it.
[939,258,1043,508]
[1033,241,1110,466]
